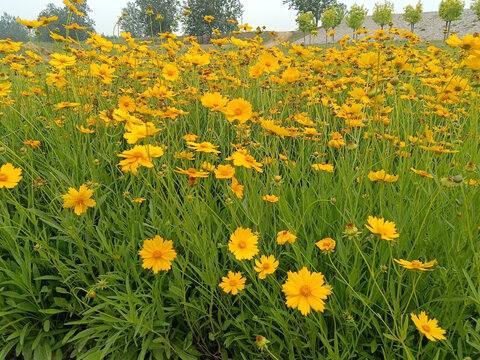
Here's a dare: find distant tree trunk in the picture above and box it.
[411,23,414,33]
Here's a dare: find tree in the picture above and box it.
[119,2,144,38]
[122,0,179,37]
[345,4,367,38]
[296,11,315,44]
[283,0,345,26]
[36,2,95,42]
[372,1,394,29]
[472,0,480,20]
[0,12,29,41]
[439,0,464,39]
[182,0,243,38]
[321,5,345,42]
[403,1,423,32]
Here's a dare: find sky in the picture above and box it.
[1,0,474,34]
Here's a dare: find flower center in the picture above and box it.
[0,173,8,181]
[152,250,163,259]
[300,285,312,296]
[234,108,243,115]
[237,239,247,249]
[262,263,270,270]
[228,279,238,286]
[421,324,431,333]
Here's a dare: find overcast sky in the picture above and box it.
[1,0,474,35]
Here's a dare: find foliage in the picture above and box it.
[403,1,423,32]
[119,2,144,38]
[439,0,464,38]
[321,5,345,30]
[472,0,480,20]
[36,1,96,42]
[182,0,243,38]
[1,16,480,360]
[120,0,179,37]
[296,11,316,33]
[0,12,29,42]
[282,0,345,26]
[372,1,394,29]
[345,3,367,35]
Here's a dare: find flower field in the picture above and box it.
[0,25,480,360]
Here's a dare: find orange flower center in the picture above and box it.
[228,279,238,286]
[300,285,312,296]
[262,263,270,270]
[0,173,8,181]
[410,260,422,268]
[237,239,247,249]
[152,250,163,258]
[234,107,243,115]
[421,324,431,333]
[132,151,144,159]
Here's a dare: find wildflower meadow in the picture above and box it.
[1,8,480,360]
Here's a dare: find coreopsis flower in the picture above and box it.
[174,167,209,178]
[365,216,399,241]
[201,92,229,111]
[0,163,22,189]
[161,63,179,81]
[117,145,164,175]
[312,163,334,173]
[17,18,44,29]
[253,255,279,279]
[263,194,279,203]
[0,82,12,97]
[276,230,297,245]
[282,267,331,315]
[258,52,280,73]
[23,140,41,148]
[214,164,235,179]
[410,168,433,178]
[118,95,136,112]
[187,141,220,154]
[61,184,96,215]
[219,271,246,295]
[138,235,177,273]
[131,197,146,203]
[316,238,336,252]
[328,132,345,148]
[204,15,214,22]
[368,170,399,183]
[394,259,436,272]
[90,63,116,84]
[228,227,259,260]
[227,150,263,173]
[411,312,446,342]
[182,133,199,142]
[49,53,76,69]
[223,98,253,124]
[230,177,244,198]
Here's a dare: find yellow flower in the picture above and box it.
[219,271,246,295]
[214,164,235,179]
[0,163,22,189]
[117,145,164,175]
[410,168,433,178]
[49,53,76,69]
[231,177,244,199]
[228,227,259,260]
[365,216,400,241]
[23,140,41,148]
[282,267,331,315]
[411,312,446,342]
[201,92,229,111]
[254,255,279,279]
[262,194,279,203]
[204,15,214,23]
[138,235,177,273]
[118,95,136,112]
[61,184,96,215]
[90,63,116,84]
[394,259,436,271]
[223,98,253,124]
[276,230,297,245]
[368,170,399,182]
[187,141,220,154]
[316,238,336,252]
[162,63,179,81]
[131,197,146,203]
[312,163,334,173]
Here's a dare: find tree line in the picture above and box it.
[1,0,480,43]
[291,0,480,42]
